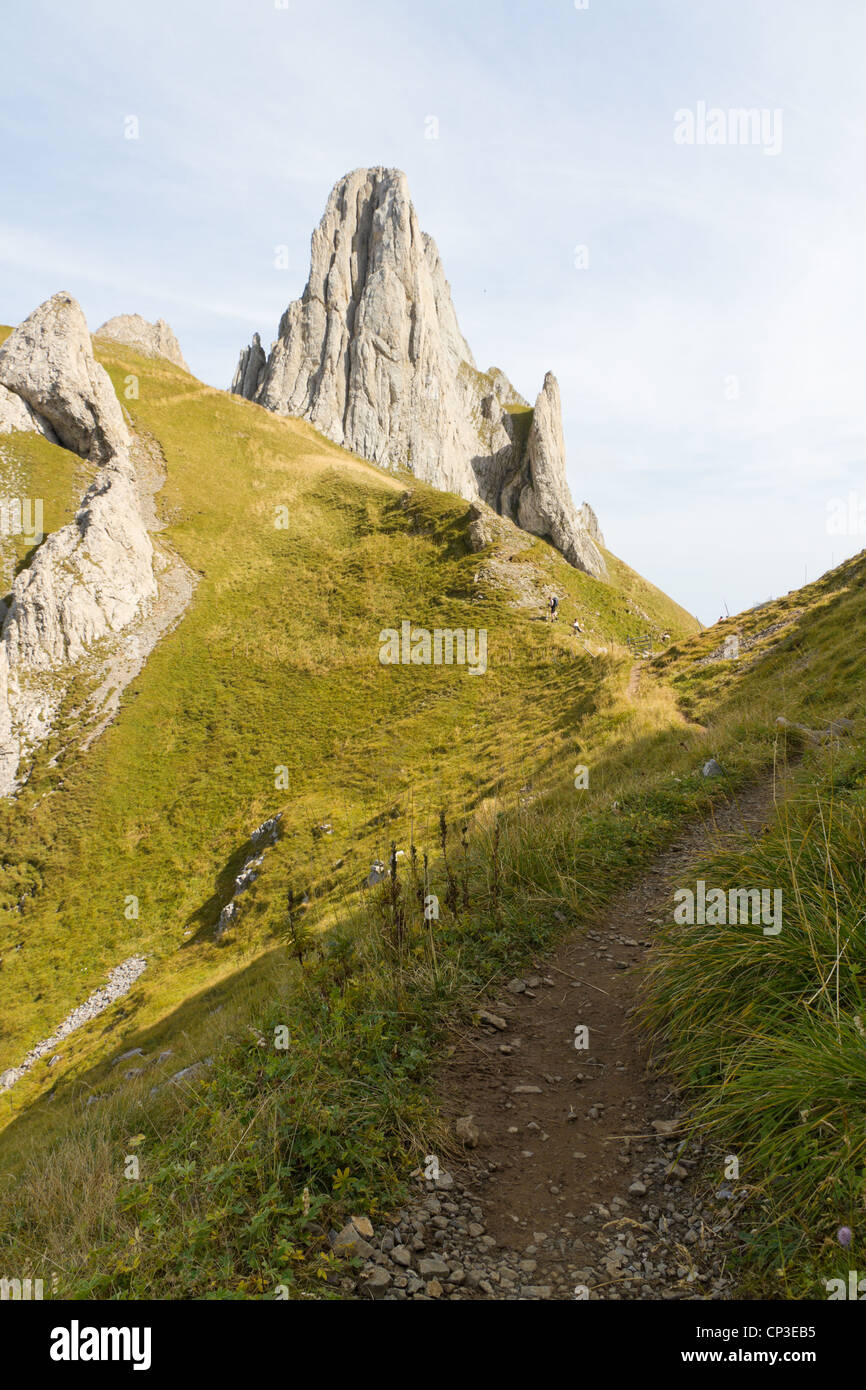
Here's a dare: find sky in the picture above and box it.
[2,0,865,623]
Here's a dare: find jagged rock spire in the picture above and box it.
[233,167,605,577]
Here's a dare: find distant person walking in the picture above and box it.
[548,595,559,622]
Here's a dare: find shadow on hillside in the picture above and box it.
[179,832,269,946]
[0,721,793,1173]
[0,944,291,1171]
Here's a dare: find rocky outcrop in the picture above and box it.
[579,502,605,548]
[2,461,155,671]
[0,956,148,1094]
[0,294,159,796]
[498,373,605,573]
[0,293,130,465]
[0,384,57,440]
[232,168,605,577]
[215,814,282,939]
[231,332,266,399]
[95,313,190,372]
[467,501,496,553]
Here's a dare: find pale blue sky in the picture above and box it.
[2,0,865,621]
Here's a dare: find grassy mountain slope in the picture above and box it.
[4,335,861,1302]
[0,339,694,1134]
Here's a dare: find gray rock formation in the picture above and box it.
[0,293,158,796]
[0,293,130,465]
[95,313,190,372]
[0,384,57,440]
[467,501,496,553]
[232,167,605,577]
[504,373,605,574]
[215,814,282,939]
[3,461,155,671]
[579,502,605,549]
[231,332,266,399]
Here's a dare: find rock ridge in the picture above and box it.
[0,293,162,795]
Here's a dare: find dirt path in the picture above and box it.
[351,773,787,1300]
[625,660,643,700]
[437,776,783,1298]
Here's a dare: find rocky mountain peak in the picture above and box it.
[232,168,606,578]
[95,314,190,372]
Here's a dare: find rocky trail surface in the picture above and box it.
[346,775,783,1300]
[626,660,644,701]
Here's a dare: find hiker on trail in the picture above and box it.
[572,618,582,635]
[548,595,559,621]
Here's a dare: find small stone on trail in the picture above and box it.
[478,1010,508,1031]
[362,1267,391,1298]
[652,1118,679,1135]
[455,1115,480,1148]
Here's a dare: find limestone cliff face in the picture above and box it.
[232,168,605,577]
[0,293,157,796]
[95,314,190,372]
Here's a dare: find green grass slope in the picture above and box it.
[0,338,696,1133]
[640,554,866,1297]
[4,332,862,1302]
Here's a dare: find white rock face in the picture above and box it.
[233,167,605,577]
[580,501,605,548]
[508,373,606,574]
[0,293,130,464]
[3,459,155,671]
[0,384,57,440]
[231,332,266,399]
[0,294,158,796]
[95,313,190,372]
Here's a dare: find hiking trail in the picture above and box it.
[626,660,644,701]
[350,774,785,1300]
